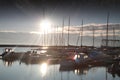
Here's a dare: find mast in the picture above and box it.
[101,33,103,47]
[62,18,64,46]
[54,26,56,46]
[81,20,83,47]
[76,20,83,47]
[113,27,116,40]
[93,26,95,48]
[43,8,45,19]
[50,31,52,46]
[57,26,60,46]
[56,26,58,46]
[113,27,116,47]
[105,13,109,80]
[76,27,81,47]
[68,16,70,46]
[106,12,109,47]
[43,8,46,46]
[44,29,46,46]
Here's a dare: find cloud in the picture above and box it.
[0,23,120,37]
[62,23,120,36]
[0,30,31,34]
[83,23,120,31]
[0,30,17,33]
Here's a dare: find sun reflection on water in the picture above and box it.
[40,62,48,77]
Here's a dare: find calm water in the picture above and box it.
[0,47,120,80]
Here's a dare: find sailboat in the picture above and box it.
[60,17,77,70]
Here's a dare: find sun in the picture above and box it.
[40,19,52,34]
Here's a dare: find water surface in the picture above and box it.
[0,47,119,80]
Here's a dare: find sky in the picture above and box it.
[0,0,120,46]
[0,0,120,31]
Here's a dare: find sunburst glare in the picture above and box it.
[40,19,52,34]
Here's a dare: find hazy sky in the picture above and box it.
[0,0,120,32]
[0,0,120,46]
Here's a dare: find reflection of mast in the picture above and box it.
[81,75,83,80]
[106,67,108,80]
[60,72,63,80]
[68,16,70,46]
[67,71,70,80]
[54,65,55,80]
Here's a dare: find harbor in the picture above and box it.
[0,46,120,80]
[0,12,120,80]
[0,0,120,80]
[0,45,120,68]
[0,17,120,79]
